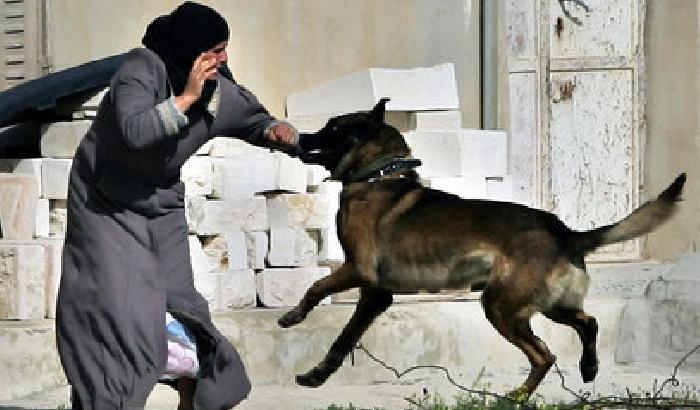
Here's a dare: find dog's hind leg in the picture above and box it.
[543,306,598,382]
[296,286,393,387]
[482,284,556,400]
[278,263,370,328]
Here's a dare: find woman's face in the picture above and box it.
[205,41,228,80]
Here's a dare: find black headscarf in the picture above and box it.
[142,2,231,111]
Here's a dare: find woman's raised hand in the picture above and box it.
[174,52,219,113]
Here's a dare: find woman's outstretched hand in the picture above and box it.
[174,52,219,113]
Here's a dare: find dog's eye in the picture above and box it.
[331,126,339,132]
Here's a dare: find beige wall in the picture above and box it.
[644,0,700,260]
[47,0,481,126]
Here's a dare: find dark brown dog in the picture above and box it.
[280,98,686,398]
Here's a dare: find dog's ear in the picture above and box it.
[368,98,390,126]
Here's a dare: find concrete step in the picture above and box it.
[1,261,698,407]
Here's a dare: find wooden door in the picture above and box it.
[506,0,645,261]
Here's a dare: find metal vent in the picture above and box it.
[1,0,44,90]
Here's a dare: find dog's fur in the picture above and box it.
[279,99,686,398]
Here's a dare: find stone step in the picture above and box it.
[2,261,698,405]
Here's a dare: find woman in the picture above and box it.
[55,3,298,409]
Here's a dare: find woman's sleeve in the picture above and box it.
[224,82,277,148]
[110,51,182,150]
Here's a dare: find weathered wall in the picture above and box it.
[46,0,480,126]
[644,0,700,260]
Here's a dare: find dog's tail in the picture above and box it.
[569,173,686,255]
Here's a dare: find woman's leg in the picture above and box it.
[177,378,196,410]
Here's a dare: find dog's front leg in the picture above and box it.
[278,263,368,328]
[296,286,393,387]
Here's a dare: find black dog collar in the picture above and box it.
[347,156,422,183]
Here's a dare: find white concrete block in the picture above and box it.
[287,63,460,116]
[246,231,268,270]
[49,199,67,238]
[404,130,507,178]
[255,267,331,307]
[188,235,216,274]
[208,137,270,158]
[41,159,72,200]
[193,271,219,310]
[39,238,63,319]
[181,156,213,197]
[0,175,39,240]
[268,228,318,268]
[409,110,462,130]
[316,181,344,263]
[186,196,268,235]
[404,131,462,178]
[0,238,63,319]
[80,88,107,109]
[211,155,275,200]
[35,198,50,238]
[200,235,227,271]
[284,115,330,133]
[287,111,413,133]
[0,243,45,320]
[224,231,249,270]
[40,121,90,158]
[485,176,516,203]
[421,176,487,199]
[219,269,256,309]
[306,165,331,189]
[0,159,43,196]
[266,193,330,229]
[274,153,307,194]
[195,140,212,156]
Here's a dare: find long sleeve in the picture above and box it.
[110,49,178,150]
[217,80,277,148]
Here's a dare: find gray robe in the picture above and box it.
[56,48,275,410]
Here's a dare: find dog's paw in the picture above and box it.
[278,310,305,328]
[580,354,599,382]
[296,370,326,388]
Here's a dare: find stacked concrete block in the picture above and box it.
[40,121,90,158]
[211,155,276,200]
[0,175,39,240]
[37,238,64,319]
[35,199,50,238]
[49,200,67,238]
[219,269,257,309]
[193,269,257,311]
[307,165,331,189]
[245,231,268,270]
[41,159,72,200]
[316,181,344,263]
[255,267,331,307]
[188,235,216,275]
[0,243,45,320]
[181,156,213,197]
[286,63,460,116]
[186,196,268,235]
[268,228,319,267]
[285,63,512,203]
[0,159,43,196]
[267,193,330,229]
[222,231,249,270]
